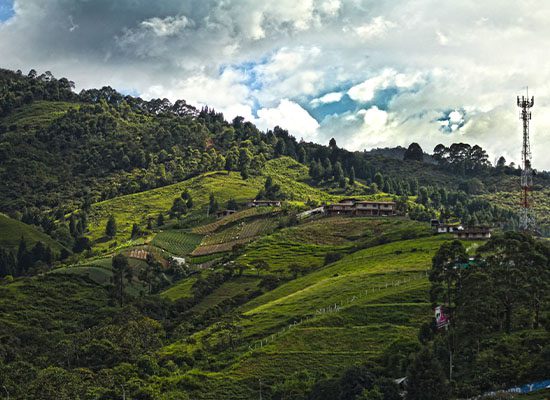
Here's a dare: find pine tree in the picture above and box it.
[105,215,117,238]
[349,166,356,186]
[157,213,164,227]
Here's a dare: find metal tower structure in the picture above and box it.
[516,90,536,231]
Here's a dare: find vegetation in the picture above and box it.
[1,67,549,399]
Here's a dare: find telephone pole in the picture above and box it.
[516,90,536,232]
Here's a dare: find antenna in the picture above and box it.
[516,88,536,232]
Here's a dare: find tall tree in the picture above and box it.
[105,215,117,238]
[406,347,450,400]
[403,142,424,161]
[111,253,132,306]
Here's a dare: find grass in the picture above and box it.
[151,230,203,256]
[159,235,457,396]
[161,274,201,301]
[192,217,279,256]
[86,157,322,250]
[0,213,67,253]
[1,100,79,132]
[237,216,433,272]
[190,275,261,313]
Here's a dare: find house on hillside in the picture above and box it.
[454,226,491,240]
[435,223,463,234]
[326,198,356,215]
[325,199,396,217]
[246,199,282,207]
[355,201,396,216]
[216,209,236,219]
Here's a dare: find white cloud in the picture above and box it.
[2,0,550,168]
[354,16,395,40]
[254,99,320,141]
[310,91,343,107]
[140,15,191,37]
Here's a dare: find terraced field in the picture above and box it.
[151,230,203,256]
[192,207,277,235]
[158,235,457,399]
[192,218,279,256]
[237,216,433,272]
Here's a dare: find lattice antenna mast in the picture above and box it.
[516,89,536,231]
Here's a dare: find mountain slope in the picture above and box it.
[0,213,66,252]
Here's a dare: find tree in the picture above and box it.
[131,223,141,239]
[416,186,429,206]
[329,137,337,148]
[209,193,219,214]
[496,156,506,169]
[349,167,356,186]
[374,172,384,188]
[105,215,117,238]
[406,347,450,400]
[430,240,468,312]
[227,198,238,210]
[275,138,286,157]
[403,142,424,161]
[111,253,132,306]
[157,212,165,227]
[252,260,269,276]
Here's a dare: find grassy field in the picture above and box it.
[0,213,66,253]
[151,230,203,256]
[237,216,433,272]
[161,273,201,301]
[190,275,261,314]
[86,157,328,250]
[1,101,78,132]
[157,235,457,398]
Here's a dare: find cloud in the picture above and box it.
[354,16,395,40]
[1,0,550,168]
[310,91,344,107]
[255,99,320,141]
[140,15,191,37]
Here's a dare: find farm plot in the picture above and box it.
[192,207,276,235]
[191,218,278,256]
[151,230,203,256]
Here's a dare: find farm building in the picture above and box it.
[326,199,396,216]
[216,209,236,219]
[247,199,282,207]
[435,223,464,234]
[454,226,491,240]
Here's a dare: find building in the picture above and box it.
[326,198,356,215]
[435,224,463,234]
[325,199,396,217]
[454,226,491,240]
[215,209,236,219]
[355,201,396,216]
[246,199,282,207]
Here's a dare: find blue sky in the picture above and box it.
[0,0,14,22]
[0,0,549,168]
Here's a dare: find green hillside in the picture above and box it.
[0,213,65,252]
[2,68,550,400]
[85,157,343,250]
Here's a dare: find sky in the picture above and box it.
[1,0,549,169]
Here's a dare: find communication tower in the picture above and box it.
[516,90,536,231]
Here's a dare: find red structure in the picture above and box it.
[517,90,536,231]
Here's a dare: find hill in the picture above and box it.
[0,213,66,253]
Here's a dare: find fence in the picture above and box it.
[247,270,430,351]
